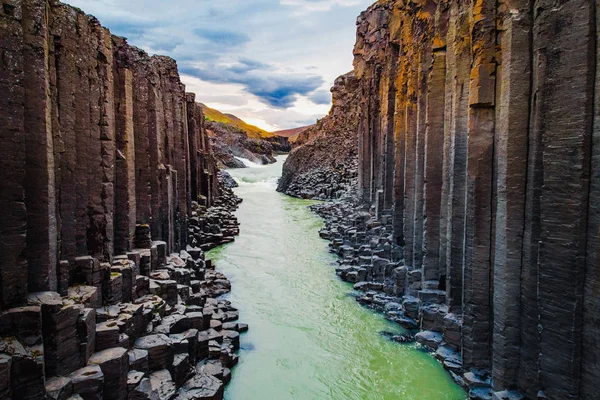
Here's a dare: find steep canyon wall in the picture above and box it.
[354,1,599,398]
[0,0,219,309]
[278,72,360,199]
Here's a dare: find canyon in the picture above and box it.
[1,0,600,399]
[282,0,600,399]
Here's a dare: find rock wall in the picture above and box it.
[0,0,219,308]
[352,0,599,399]
[0,1,243,399]
[277,72,360,199]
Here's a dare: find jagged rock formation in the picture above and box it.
[322,0,600,399]
[206,120,277,168]
[0,1,246,398]
[277,72,360,199]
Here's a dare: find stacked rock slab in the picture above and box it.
[344,0,599,399]
[0,0,244,399]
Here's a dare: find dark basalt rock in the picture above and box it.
[88,347,128,400]
[69,365,104,399]
[134,334,173,371]
[149,369,176,400]
[45,376,73,400]
[177,373,224,400]
[128,350,149,374]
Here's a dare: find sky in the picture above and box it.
[65,0,374,131]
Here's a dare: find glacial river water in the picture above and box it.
[207,156,466,400]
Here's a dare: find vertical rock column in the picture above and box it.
[382,45,398,211]
[492,0,531,391]
[73,11,93,258]
[186,94,201,204]
[50,3,77,261]
[89,23,116,261]
[131,55,153,229]
[403,32,418,269]
[534,2,595,399]
[582,1,600,397]
[392,12,407,247]
[461,0,496,370]
[423,40,447,281]
[114,67,137,254]
[22,0,58,293]
[442,0,471,312]
[0,0,28,308]
[413,46,429,271]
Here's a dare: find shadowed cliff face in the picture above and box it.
[348,0,600,399]
[277,72,360,199]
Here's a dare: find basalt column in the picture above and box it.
[461,0,496,370]
[0,0,28,308]
[22,0,58,293]
[492,0,531,392]
[444,0,471,312]
[422,9,448,283]
[534,2,595,398]
[113,67,137,254]
[582,2,600,398]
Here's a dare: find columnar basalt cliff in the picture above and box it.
[0,1,245,399]
[278,72,360,199]
[322,0,599,399]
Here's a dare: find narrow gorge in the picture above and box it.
[1,0,599,400]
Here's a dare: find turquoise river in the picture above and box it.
[207,156,466,400]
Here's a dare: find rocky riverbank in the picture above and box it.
[0,183,247,400]
[311,200,500,400]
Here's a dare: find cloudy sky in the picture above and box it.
[65,0,374,131]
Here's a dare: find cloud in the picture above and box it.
[280,0,363,13]
[64,0,374,128]
[309,90,331,105]
[181,59,324,109]
[192,28,250,48]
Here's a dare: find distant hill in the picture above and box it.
[200,103,274,139]
[272,125,314,141]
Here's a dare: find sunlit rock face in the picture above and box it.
[347,1,600,399]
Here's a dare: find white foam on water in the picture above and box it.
[234,156,267,168]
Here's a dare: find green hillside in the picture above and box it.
[200,103,274,139]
